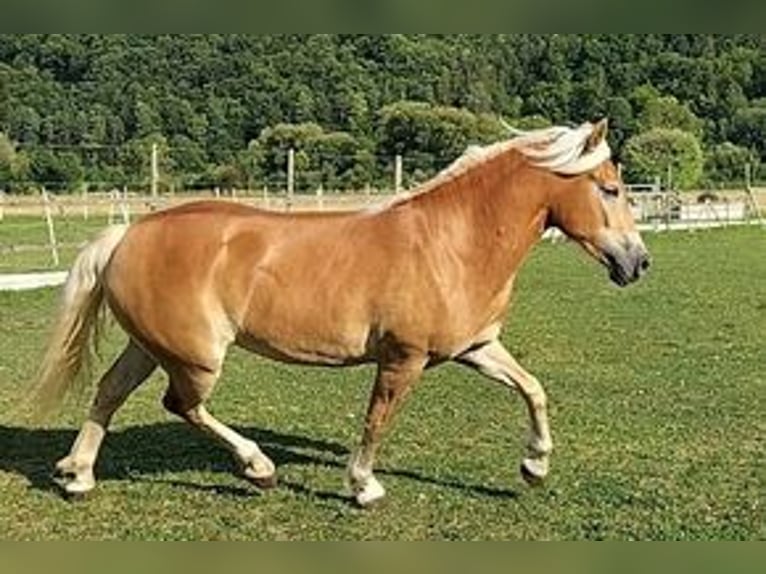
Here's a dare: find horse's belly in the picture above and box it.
[235,328,372,366]
[234,267,376,365]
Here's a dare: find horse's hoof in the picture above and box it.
[520,459,546,487]
[353,478,386,508]
[53,463,96,499]
[53,475,95,500]
[245,471,278,490]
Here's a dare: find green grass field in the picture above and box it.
[0,215,109,272]
[0,226,764,540]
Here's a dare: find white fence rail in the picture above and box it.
[0,187,763,281]
[0,271,68,291]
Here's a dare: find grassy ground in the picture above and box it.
[0,226,764,540]
[0,215,108,272]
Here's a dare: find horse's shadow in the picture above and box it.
[0,422,518,503]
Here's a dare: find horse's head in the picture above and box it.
[537,120,651,287]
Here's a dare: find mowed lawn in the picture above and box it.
[0,215,108,272]
[0,226,763,540]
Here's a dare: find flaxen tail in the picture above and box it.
[30,225,128,416]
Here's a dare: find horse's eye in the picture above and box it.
[599,183,620,198]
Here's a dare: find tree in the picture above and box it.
[0,132,30,191]
[29,149,83,192]
[522,81,572,122]
[255,122,323,189]
[118,134,170,189]
[622,128,704,190]
[210,162,247,191]
[168,134,207,188]
[603,96,635,155]
[8,105,41,145]
[254,122,370,191]
[0,35,765,192]
[306,131,363,190]
[730,102,766,159]
[377,101,504,179]
[507,114,552,131]
[636,94,704,137]
[704,142,758,185]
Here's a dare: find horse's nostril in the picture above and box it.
[640,256,651,271]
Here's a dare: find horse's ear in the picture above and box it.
[584,118,609,153]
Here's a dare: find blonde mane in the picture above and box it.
[375,121,611,210]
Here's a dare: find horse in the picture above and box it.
[32,119,650,507]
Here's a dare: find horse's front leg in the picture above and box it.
[347,353,426,507]
[456,339,553,484]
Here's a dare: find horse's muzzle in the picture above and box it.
[605,246,651,287]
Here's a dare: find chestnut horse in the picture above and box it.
[33,119,649,506]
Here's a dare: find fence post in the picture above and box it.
[742,162,763,226]
[120,186,130,224]
[744,187,763,226]
[664,192,672,232]
[316,184,324,211]
[81,182,89,220]
[394,154,403,194]
[286,148,295,211]
[108,188,116,224]
[666,164,673,192]
[41,187,60,267]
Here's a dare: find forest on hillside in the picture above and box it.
[2,34,766,192]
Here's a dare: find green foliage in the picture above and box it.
[704,141,759,185]
[730,101,766,158]
[636,95,704,137]
[0,132,29,191]
[1,35,766,190]
[622,128,704,190]
[305,131,365,190]
[604,96,635,152]
[28,148,83,192]
[116,134,171,190]
[507,114,552,131]
[377,100,504,183]
[252,122,371,191]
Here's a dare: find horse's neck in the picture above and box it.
[413,153,549,280]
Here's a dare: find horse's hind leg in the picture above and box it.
[162,365,276,488]
[55,340,157,496]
